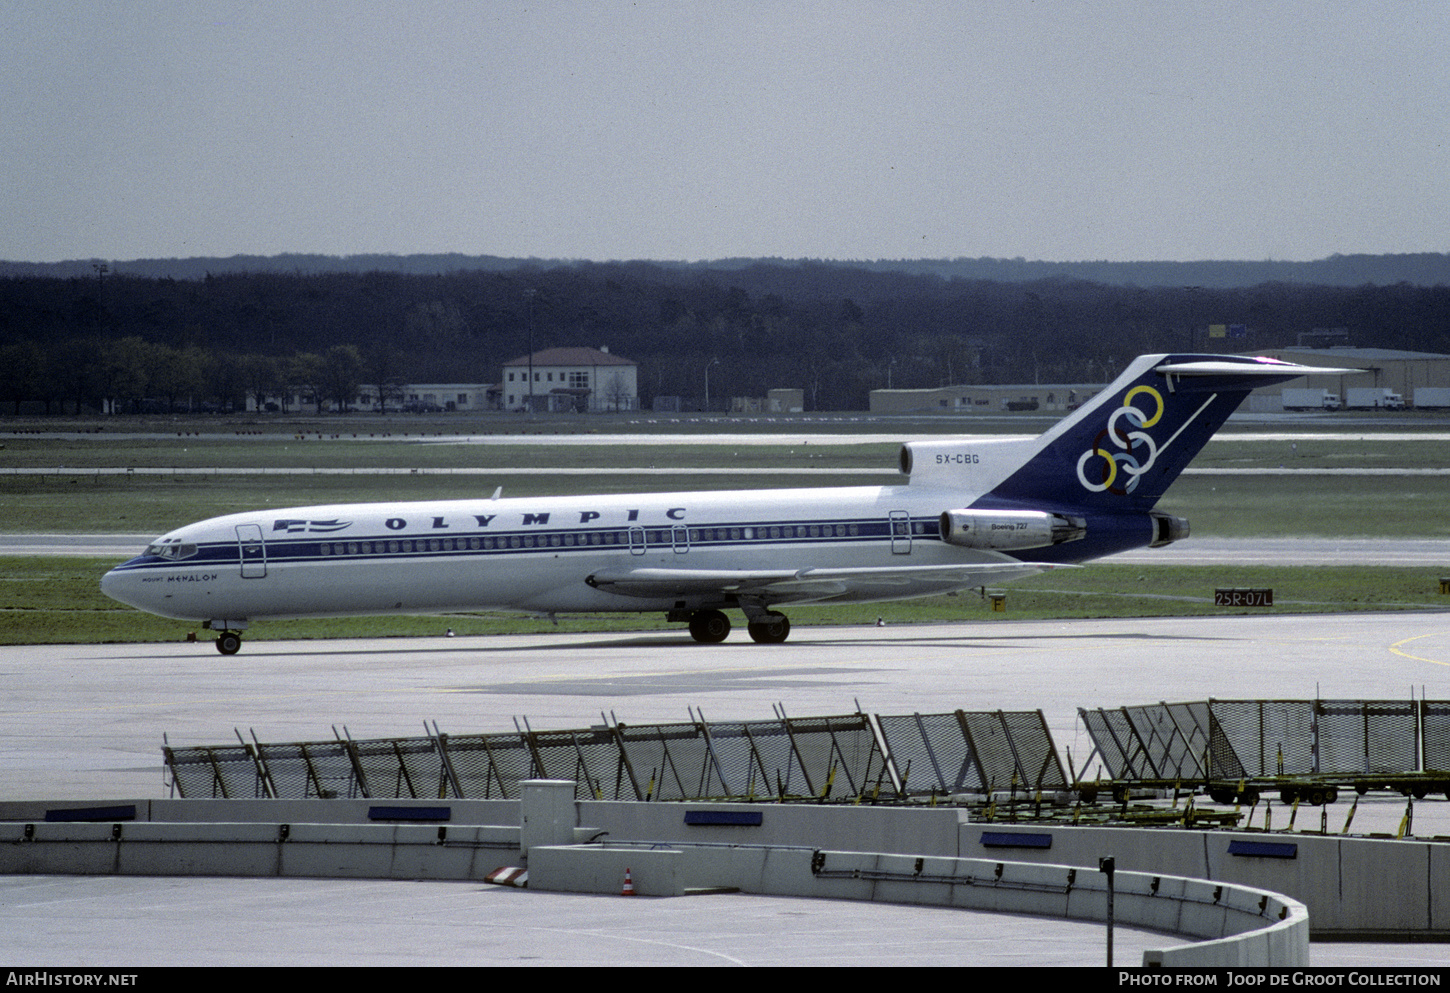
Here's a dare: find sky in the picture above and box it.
[4,0,1449,265]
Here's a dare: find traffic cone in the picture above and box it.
[621,867,635,896]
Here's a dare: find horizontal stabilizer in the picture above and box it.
[1154,358,1362,378]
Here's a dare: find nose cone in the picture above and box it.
[101,556,150,611]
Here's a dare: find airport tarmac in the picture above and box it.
[3,614,1450,967]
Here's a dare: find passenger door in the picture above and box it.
[237,524,267,578]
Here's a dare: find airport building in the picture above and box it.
[731,389,806,414]
[869,382,1101,415]
[244,345,641,414]
[501,346,639,413]
[247,382,499,414]
[1249,346,1450,410]
[868,347,1450,415]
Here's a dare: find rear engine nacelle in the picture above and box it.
[1149,512,1190,547]
[939,509,1087,551]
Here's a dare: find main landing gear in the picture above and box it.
[685,609,792,644]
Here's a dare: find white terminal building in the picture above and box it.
[246,345,640,414]
[501,346,639,413]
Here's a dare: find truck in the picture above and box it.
[1281,388,1341,411]
[1345,388,1405,410]
[1413,387,1450,409]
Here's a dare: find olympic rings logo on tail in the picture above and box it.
[1075,385,1164,495]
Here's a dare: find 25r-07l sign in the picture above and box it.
[1215,588,1274,607]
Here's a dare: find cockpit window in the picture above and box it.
[145,539,199,560]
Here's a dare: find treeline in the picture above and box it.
[3,260,1450,414]
[7,251,1450,289]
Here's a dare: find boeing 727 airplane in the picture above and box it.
[101,353,1347,653]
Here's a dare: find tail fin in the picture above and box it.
[973,354,1358,513]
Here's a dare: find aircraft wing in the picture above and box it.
[585,562,1076,604]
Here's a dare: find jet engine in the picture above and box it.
[939,509,1086,551]
[1149,511,1190,547]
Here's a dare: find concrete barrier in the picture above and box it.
[526,842,1308,967]
[0,819,521,881]
[957,822,1450,940]
[10,783,1445,957]
[0,797,521,826]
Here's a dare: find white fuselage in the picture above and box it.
[101,482,1011,624]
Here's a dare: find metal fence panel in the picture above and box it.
[1424,702,1450,772]
[1204,707,1247,781]
[960,712,1022,790]
[1077,707,1155,780]
[346,738,445,799]
[255,741,361,799]
[527,728,624,800]
[165,745,266,799]
[779,714,885,800]
[615,722,715,800]
[167,706,1067,805]
[438,732,536,800]
[690,721,775,800]
[875,712,977,795]
[1209,700,1316,776]
[1122,704,1203,780]
[993,711,1068,790]
[740,719,813,799]
[1315,700,1418,775]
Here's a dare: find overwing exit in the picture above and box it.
[101,354,1352,653]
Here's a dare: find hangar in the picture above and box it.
[1251,346,1450,410]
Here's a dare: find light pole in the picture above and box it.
[704,356,719,413]
[1099,856,1116,966]
[525,289,537,415]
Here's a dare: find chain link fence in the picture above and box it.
[1078,698,1443,784]
[165,708,1061,802]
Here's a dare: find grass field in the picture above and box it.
[2,557,1445,647]
[4,416,1449,536]
[3,412,1447,645]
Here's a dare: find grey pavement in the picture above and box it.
[4,614,1450,966]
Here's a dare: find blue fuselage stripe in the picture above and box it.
[112,516,945,571]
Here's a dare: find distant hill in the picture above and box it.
[4,252,1449,288]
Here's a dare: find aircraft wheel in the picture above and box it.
[747,612,791,644]
[215,632,242,655]
[688,609,731,644]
